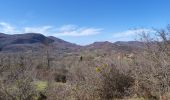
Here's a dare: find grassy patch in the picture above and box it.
[33,81,48,91]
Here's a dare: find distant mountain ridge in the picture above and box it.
[84,41,144,52]
[0,33,144,53]
[0,33,80,52]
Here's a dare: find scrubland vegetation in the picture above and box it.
[0,26,170,100]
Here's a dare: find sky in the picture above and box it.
[0,0,170,45]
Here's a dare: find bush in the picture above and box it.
[99,64,134,99]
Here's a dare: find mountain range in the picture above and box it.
[0,33,143,53]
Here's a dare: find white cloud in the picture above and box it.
[55,25,102,36]
[0,22,19,34]
[0,22,102,37]
[112,28,156,41]
[24,26,52,35]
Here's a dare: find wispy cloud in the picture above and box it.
[55,25,103,36]
[111,28,156,41]
[0,22,102,37]
[0,22,19,34]
[24,26,53,35]
[0,22,155,42]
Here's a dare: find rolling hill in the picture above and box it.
[0,33,143,53]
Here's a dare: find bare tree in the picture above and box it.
[132,26,170,100]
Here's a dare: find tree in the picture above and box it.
[133,26,170,100]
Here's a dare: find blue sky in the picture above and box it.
[0,0,170,45]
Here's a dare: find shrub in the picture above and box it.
[98,64,134,99]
